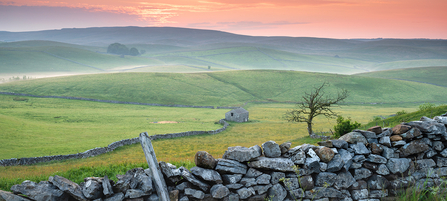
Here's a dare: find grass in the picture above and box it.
[360,104,447,130]
[0,46,164,73]
[356,66,447,87]
[369,59,447,71]
[0,94,224,159]
[0,101,425,191]
[152,46,372,74]
[1,70,447,107]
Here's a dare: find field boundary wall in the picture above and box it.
[0,119,229,166]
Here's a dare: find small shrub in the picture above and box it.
[372,116,382,121]
[333,115,361,138]
[419,102,436,111]
[396,110,407,116]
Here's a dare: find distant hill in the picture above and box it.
[355,66,447,87]
[1,27,446,75]
[1,70,446,106]
[1,27,446,61]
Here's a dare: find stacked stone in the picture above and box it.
[4,168,156,201]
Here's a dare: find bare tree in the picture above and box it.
[285,82,348,136]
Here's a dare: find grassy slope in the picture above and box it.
[1,70,446,106]
[0,46,164,73]
[0,94,224,159]
[369,60,447,71]
[151,46,372,73]
[360,104,447,131]
[356,66,447,87]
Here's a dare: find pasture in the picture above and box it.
[0,94,224,160]
[1,70,447,107]
[357,66,447,87]
[0,98,425,191]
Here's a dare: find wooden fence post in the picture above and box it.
[139,132,170,201]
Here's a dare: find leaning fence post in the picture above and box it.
[139,132,170,201]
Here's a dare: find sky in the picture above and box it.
[0,0,446,39]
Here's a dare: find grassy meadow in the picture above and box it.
[0,99,426,191]
[357,66,447,87]
[1,71,447,107]
[0,94,224,159]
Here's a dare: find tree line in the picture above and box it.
[107,43,145,56]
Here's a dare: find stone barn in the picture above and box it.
[225,108,249,122]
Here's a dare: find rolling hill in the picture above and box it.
[1,70,446,106]
[1,27,446,77]
[356,66,447,87]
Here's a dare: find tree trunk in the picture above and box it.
[307,122,313,135]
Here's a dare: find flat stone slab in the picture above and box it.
[223,146,262,162]
[215,159,248,174]
[49,175,88,201]
[248,157,295,172]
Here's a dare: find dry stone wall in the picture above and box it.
[0,119,229,167]
[3,113,447,201]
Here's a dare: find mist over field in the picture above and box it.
[1,27,446,82]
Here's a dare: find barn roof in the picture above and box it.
[227,108,248,114]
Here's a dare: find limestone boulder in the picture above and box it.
[215,159,248,174]
[49,175,87,201]
[317,141,333,148]
[210,184,230,199]
[392,124,411,135]
[339,132,368,144]
[367,126,383,134]
[390,135,402,142]
[316,147,335,163]
[406,121,446,135]
[299,175,314,191]
[387,158,411,174]
[222,145,262,162]
[0,190,31,201]
[315,172,337,187]
[248,157,295,172]
[11,180,67,201]
[81,178,103,200]
[304,187,342,199]
[331,140,348,149]
[268,184,287,201]
[195,151,217,169]
[181,168,210,192]
[350,142,371,155]
[185,188,205,199]
[326,154,344,172]
[279,142,292,154]
[400,128,422,140]
[262,141,281,158]
[191,166,223,184]
[399,140,430,157]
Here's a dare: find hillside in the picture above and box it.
[0,40,378,75]
[0,44,167,74]
[1,27,446,63]
[356,66,447,87]
[1,70,446,106]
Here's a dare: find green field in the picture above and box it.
[0,94,224,159]
[1,71,446,192]
[1,70,446,107]
[0,100,429,191]
[356,66,447,87]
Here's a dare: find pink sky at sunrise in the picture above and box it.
[0,0,446,39]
